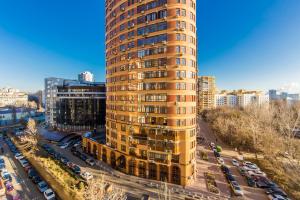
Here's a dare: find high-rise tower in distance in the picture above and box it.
[86,0,197,186]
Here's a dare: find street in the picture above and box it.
[38,121,270,200]
[0,139,44,200]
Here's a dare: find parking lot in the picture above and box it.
[0,137,44,200]
[190,120,290,200]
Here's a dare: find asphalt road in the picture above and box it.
[46,142,182,200]
[0,139,44,200]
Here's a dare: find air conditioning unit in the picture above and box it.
[141,10,145,14]
[121,7,125,11]
[145,21,149,24]
[163,17,167,21]
[162,40,167,45]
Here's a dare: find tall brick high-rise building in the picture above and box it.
[83,0,197,186]
[198,76,216,112]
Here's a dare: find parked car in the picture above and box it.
[19,159,29,168]
[213,150,221,158]
[226,173,236,182]
[44,188,55,200]
[4,181,14,192]
[1,171,12,182]
[266,188,288,198]
[80,154,88,161]
[24,165,32,173]
[73,141,81,147]
[60,157,69,165]
[217,157,225,165]
[247,169,266,177]
[72,165,81,174]
[28,169,38,179]
[14,153,24,160]
[232,159,239,167]
[72,151,81,157]
[60,143,69,149]
[243,161,259,170]
[81,172,93,181]
[12,194,21,200]
[70,146,76,152]
[267,194,288,200]
[32,176,42,184]
[38,181,49,193]
[230,181,243,196]
[220,165,230,174]
[238,166,247,176]
[0,164,5,172]
[256,177,278,189]
[246,176,256,187]
[0,158,4,165]
[86,159,95,166]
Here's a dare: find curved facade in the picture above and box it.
[86,0,197,186]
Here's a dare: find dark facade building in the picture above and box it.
[56,81,106,132]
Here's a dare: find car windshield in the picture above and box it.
[46,191,54,196]
[234,186,241,190]
[40,182,47,187]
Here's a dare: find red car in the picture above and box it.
[5,181,14,192]
[13,194,22,200]
[25,165,32,173]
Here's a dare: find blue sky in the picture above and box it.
[0,0,300,92]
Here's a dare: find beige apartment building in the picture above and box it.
[83,0,197,186]
[197,76,216,112]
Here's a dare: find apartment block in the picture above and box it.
[44,78,66,127]
[0,88,28,107]
[56,81,106,132]
[215,90,269,108]
[83,0,197,186]
[197,76,216,112]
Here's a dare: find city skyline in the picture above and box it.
[0,0,300,92]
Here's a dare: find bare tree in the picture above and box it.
[84,175,126,200]
[273,102,300,159]
[22,118,38,154]
[158,182,171,200]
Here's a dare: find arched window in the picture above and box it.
[149,163,157,180]
[160,165,168,182]
[172,166,181,185]
[118,155,126,169]
[129,159,136,175]
[138,162,146,178]
[110,152,116,168]
[102,148,107,163]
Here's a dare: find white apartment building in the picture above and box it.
[0,88,28,107]
[215,90,269,108]
[44,78,65,126]
[78,71,94,83]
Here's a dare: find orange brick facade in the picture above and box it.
[83,0,197,186]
